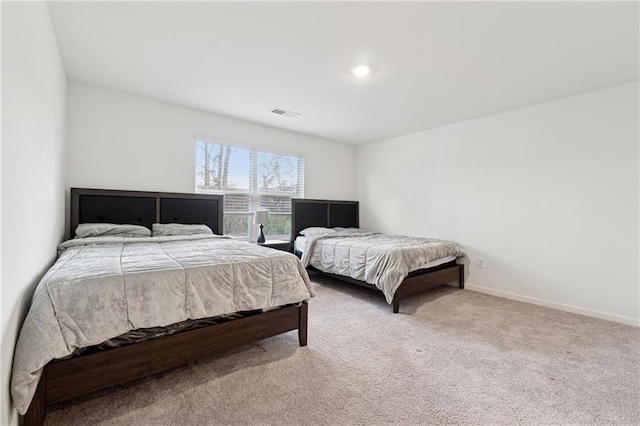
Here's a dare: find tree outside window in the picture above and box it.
[195,140,304,239]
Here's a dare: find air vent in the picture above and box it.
[272,107,302,118]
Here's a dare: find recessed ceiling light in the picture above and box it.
[351,64,371,77]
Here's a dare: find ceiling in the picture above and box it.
[47,1,639,145]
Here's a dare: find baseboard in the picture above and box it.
[465,284,639,327]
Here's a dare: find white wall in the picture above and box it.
[356,82,639,325]
[66,83,356,213]
[1,3,67,425]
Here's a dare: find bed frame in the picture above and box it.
[291,198,463,313]
[23,188,308,426]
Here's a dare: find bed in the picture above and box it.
[291,198,465,313]
[16,188,312,426]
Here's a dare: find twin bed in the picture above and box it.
[13,190,465,425]
[291,198,466,313]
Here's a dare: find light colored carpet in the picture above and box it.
[46,274,639,425]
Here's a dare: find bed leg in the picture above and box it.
[298,302,308,346]
[23,369,46,426]
[392,299,400,313]
[458,264,465,289]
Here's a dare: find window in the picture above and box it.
[195,139,305,239]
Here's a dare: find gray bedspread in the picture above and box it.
[301,231,464,304]
[11,235,312,415]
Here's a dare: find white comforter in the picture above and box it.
[11,235,313,415]
[301,231,464,304]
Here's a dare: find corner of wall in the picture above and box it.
[1,2,68,425]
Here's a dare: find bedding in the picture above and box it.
[294,235,308,254]
[295,235,456,271]
[294,229,365,248]
[299,227,337,236]
[152,223,213,236]
[11,234,312,415]
[75,223,151,238]
[300,230,464,304]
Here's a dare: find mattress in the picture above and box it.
[295,235,456,272]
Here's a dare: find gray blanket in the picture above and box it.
[11,235,312,415]
[301,231,464,303]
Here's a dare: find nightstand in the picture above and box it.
[256,239,291,252]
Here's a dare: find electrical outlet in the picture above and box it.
[476,258,485,269]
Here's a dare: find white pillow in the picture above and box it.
[299,227,337,236]
[152,223,213,237]
[75,223,151,238]
[333,227,368,233]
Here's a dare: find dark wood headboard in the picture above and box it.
[70,188,224,236]
[291,198,359,243]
